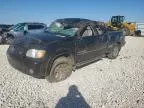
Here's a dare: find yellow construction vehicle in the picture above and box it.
[106,16,136,36]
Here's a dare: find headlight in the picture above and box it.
[26,49,46,58]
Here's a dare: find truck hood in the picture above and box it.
[13,31,68,46]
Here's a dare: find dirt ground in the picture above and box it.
[0,36,144,108]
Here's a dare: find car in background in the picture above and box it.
[7,18,125,83]
[0,22,47,44]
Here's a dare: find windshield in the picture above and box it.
[47,22,79,37]
[9,23,25,30]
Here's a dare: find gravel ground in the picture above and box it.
[0,36,144,108]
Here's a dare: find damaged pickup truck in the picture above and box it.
[7,18,125,83]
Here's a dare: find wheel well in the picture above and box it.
[54,53,75,64]
[45,53,75,77]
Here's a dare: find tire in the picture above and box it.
[46,57,73,83]
[6,37,14,45]
[107,44,121,59]
[122,27,130,36]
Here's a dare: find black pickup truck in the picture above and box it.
[7,18,125,82]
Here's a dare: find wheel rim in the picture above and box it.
[54,63,71,81]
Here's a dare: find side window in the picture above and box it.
[96,27,104,35]
[36,25,45,29]
[82,26,93,37]
[17,26,24,31]
[28,25,36,30]
[14,25,25,31]
[28,25,45,30]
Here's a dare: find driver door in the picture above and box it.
[76,25,98,63]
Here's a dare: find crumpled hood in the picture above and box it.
[13,31,66,46]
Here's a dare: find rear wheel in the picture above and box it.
[46,57,73,83]
[107,44,121,59]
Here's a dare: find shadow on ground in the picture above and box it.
[55,85,90,108]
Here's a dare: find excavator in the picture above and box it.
[107,16,136,36]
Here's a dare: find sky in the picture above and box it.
[0,0,143,25]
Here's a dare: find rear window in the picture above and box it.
[28,24,45,30]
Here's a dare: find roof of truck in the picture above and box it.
[56,18,90,23]
[54,18,108,30]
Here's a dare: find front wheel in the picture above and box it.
[107,44,121,59]
[46,57,73,83]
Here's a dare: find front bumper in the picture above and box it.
[7,48,49,79]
